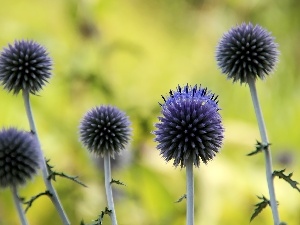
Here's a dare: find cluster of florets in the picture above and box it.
[0,128,42,188]
[216,22,279,83]
[154,84,224,168]
[79,105,131,158]
[0,40,52,94]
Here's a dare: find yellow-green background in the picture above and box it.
[0,0,299,224]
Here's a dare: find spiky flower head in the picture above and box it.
[79,105,131,158]
[216,22,279,84]
[0,127,42,188]
[0,40,52,94]
[154,84,224,168]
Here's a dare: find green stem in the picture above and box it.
[22,91,70,225]
[104,152,118,225]
[186,156,194,225]
[11,186,29,225]
[248,78,280,225]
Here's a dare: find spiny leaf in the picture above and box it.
[46,158,54,170]
[21,190,52,213]
[111,179,126,186]
[247,140,271,156]
[18,196,26,202]
[250,195,270,222]
[175,194,186,203]
[46,159,87,187]
[48,171,87,187]
[94,207,111,225]
[80,208,111,225]
[273,169,300,192]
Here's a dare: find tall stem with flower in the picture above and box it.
[216,22,281,224]
[0,128,43,225]
[79,105,132,225]
[154,84,224,225]
[0,40,70,225]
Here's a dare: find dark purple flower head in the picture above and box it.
[0,127,42,188]
[216,23,279,84]
[0,40,52,95]
[154,84,224,168]
[79,105,131,158]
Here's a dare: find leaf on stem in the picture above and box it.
[175,194,186,203]
[250,195,270,222]
[94,207,112,225]
[80,208,111,225]
[46,159,87,187]
[247,141,271,156]
[111,179,126,186]
[21,190,52,213]
[273,169,300,192]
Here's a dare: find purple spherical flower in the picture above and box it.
[216,23,279,83]
[0,40,52,94]
[0,127,43,188]
[154,84,224,168]
[79,105,131,157]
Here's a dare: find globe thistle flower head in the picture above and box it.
[79,105,131,158]
[0,127,43,188]
[216,22,279,84]
[0,40,52,95]
[154,84,224,168]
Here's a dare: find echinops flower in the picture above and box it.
[79,105,131,157]
[154,84,224,168]
[0,40,52,94]
[216,22,279,84]
[0,127,42,188]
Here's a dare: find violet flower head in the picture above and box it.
[0,40,52,94]
[0,127,43,188]
[216,23,279,84]
[154,84,224,168]
[79,105,131,158]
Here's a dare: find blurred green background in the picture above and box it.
[0,0,300,224]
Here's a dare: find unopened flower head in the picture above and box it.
[79,105,131,158]
[0,40,52,94]
[0,127,42,188]
[216,22,279,84]
[154,84,224,168]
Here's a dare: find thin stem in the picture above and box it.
[22,90,70,225]
[11,186,29,225]
[186,156,194,225]
[248,78,280,225]
[104,152,118,225]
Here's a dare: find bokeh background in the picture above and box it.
[0,0,300,224]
